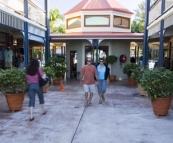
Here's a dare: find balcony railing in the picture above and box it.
[28,1,45,26]
[0,0,45,26]
[0,0,24,16]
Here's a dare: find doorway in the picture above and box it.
[70,51,77,78]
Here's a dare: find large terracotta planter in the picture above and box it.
[42,82,49,93]
[53,77,61,85]
[138,84,147,96]
[109,75,116,82]
[128,76,136,86]
[151,97,172,116]
[5,93,25,112]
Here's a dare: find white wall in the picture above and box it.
[66,40,90,78]
[66,40,130,80]
[99,40,130,80]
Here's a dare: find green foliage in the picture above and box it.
[105,55,118,65]
[131,0,156,33]
[33,49,41,60]
[0,68,27,94]
[45,56,67,79]
[42,66,55,79]
[123,63,140,77]
[52,24,66,34]
[49,6,64,33]
[131,67,146,83]
[140,67,173,100]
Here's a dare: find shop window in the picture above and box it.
[67,16,81,29]
[113,16,130,29]
[85,46,108,64]
[84,15,110,27]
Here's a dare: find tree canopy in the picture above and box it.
[49,6,65,34]
[131,0,156,33]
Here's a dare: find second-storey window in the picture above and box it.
[113,16,130,29]
[67,16,81,29]
[84,15,110,27]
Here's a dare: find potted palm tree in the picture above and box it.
[123,63,139,86]
[140,67,173,116]
[0,68,27,112]
[105,55,118,82]
[45,56,67,85]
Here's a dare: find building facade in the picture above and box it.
[143,0,173,69]
[0,0,50,69]
[50,0,143,80]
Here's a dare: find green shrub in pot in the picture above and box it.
[0,68,27,94]
[105,55,118,65]
[140,67,173,100]
[123,63,140,77]
[45,56,67,79]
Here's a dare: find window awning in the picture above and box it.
[28,34,45,44]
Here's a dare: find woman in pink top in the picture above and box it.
[26,58,47,121]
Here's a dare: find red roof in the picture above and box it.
[50,32,143,40]
[64,0,133,15]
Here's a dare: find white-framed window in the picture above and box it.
[84,15,110,27]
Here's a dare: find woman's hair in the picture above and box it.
[26,58,40,75]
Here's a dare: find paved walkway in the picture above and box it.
[0,79,173,143]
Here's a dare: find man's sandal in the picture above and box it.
[99,100,102,104]
[30,117,35,121]
[88,103,93,106]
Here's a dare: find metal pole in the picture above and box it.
[143,0,150,67]
[24,0,29,66]
[92,39,95,64]
[158,0,165,67]
[45,0,50,60]
[96,39,99,65]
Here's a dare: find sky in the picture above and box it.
[35,0,144,20]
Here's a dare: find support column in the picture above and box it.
[135,46,137,62]
[24,0,29,66]
[23,23,29,66]
[143,0,150,66]
[96,39,99,65]
[92,39,95,63]
[158,0,165,67]
[45,0,50,60]
[158,21,164,67]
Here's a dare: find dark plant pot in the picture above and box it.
[109,75,116,82]
[5,93,25,112]
[138,84,147,96]
[151,97,172,116]
[53,77,61,85]
[128,76,136,86]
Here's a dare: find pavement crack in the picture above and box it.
[70,106,86,143]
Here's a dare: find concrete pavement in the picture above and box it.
[0,79,173,143]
